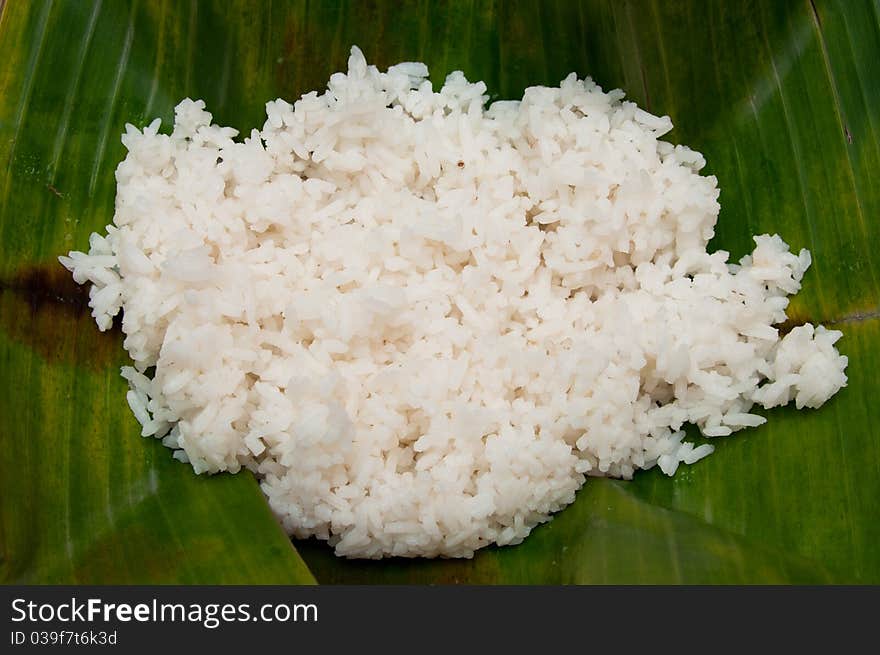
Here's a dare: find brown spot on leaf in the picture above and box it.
[2,264,91,314]
[777,311,811,336]
[0,262,123,369]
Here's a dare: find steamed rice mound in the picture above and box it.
[61,47,848,558]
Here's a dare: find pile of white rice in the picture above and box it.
[61,47,848,558]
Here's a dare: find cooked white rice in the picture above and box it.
[61,46,848,558]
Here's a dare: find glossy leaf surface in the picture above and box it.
[1,0,876,583]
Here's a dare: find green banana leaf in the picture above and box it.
[1,0,877,584]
